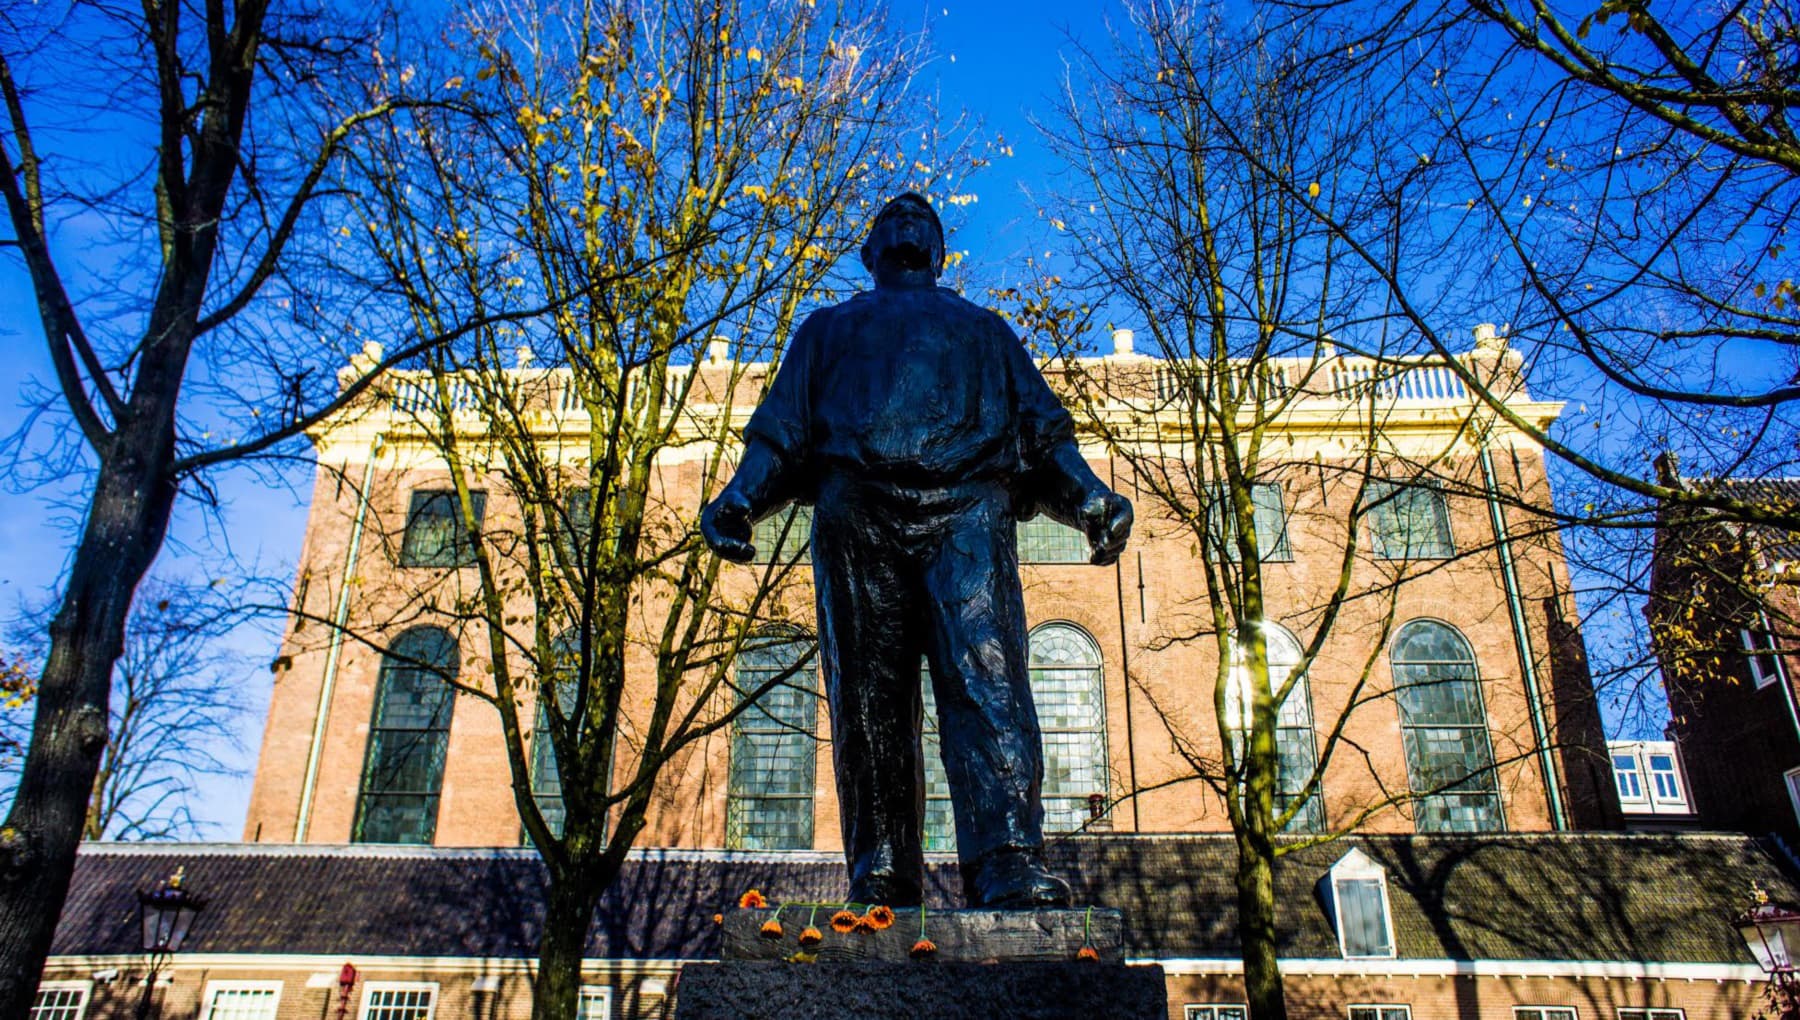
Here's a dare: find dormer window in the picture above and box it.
[1323,847,1396,959]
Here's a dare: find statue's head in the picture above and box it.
[860,192,945,283]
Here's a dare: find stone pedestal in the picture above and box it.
[674,908,1168,1019]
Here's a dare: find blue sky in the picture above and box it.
[0,0,1129,837]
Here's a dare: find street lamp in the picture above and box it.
[136,868,205,1020]
[1735,895,1800,1020]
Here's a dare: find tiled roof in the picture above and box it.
[52,833,1795,965]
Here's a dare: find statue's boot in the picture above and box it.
[966,847,1072,908]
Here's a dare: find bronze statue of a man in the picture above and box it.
[701,193,1132,908]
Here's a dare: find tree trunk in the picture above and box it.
[533,870,604,1020]
[1236,829,1288,1020]
[0,425,177,1020]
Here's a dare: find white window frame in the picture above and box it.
[1184,1007,1248,1020]
[1325,848,1397,960]
[1515,1008,1578,1020]
[1348,1007,1412,1020]
[200,982,284,1020]
[1742,624,1785,689]
[1608,741,1691,814]
[359,982,438,1020]
[578,986,612,1020]
[1615,1010,1684,1020]
[29,982,90,1020]
[1786,766,1800,829]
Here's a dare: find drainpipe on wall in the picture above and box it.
[295,432,385,841]
[1478,440,1567,830]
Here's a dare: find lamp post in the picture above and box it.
[1735,896,1800,1020]
[136,868,205,1020]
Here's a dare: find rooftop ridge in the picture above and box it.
[76,829,1767,862]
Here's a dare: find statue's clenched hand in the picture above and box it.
[1079,490,1133,566]
[702,490,757,563]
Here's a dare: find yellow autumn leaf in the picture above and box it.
[1307,182,1320,199]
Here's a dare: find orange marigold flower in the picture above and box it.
[865,905,896,930]
[1076,946,1100,962]
[909,938,938,959]
[712,913,724,926]
[830,910,859,933]
[759,919,784,940]
[798,926,824,947]
[739,889,767,909]
[853,915,877,933]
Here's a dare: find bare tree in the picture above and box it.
[2,578,251,841]
[0,3,547,1013]
[326,1,981,1016]
[1029,7,1596,1016]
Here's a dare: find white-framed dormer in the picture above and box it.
[359,983,438,1020]
[1742,617,1787,690]
[1608,741,1691,816]
[1321,847,1396,959]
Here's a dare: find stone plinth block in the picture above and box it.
[673,961,1168,1019]
[722,907,1125,963]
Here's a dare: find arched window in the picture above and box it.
[1029,624,1108,832]
[727,634,817,849]
[1391,620,1503,832]
[527,631,583,842]
[920,660,956,851]
[355,627,458,844]
[1225,624,1323,833]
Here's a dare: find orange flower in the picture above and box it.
[909,938,938,959]
[853,915,877,933]
[830,910,859,933]
[712,913,724,926]
[865,905,896,930]
[1076,946,1100,962]
[739,889,767,909]
[798,926,824,947]
[759,919,784,940]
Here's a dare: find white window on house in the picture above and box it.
[578,986,612,1020]
[1028,623,1109,832]
[1018,515,1089,564]
[29,985,89,1020]
[202,983,283,1020]
[1324,848,1396,959]
[1742,626,1784,689]
[1185,1007,1249,1020]
[1224,623,1323,833]
[1786,767,1800,828]
[1348,1007,1411,1020]
[1515,1008,1578,1020]
[1612,752,1646,805]
[360,984,437,1020]
[1608,741,1691,814]
[727,633,817,850]
[1616,1010,1684,1020]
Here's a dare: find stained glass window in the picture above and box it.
[1028,624,1108,832]
[527,632,585,842]
[1206,483,1293,561]
[354,628,458,844]
[752,506,812,565]
[920,660,956,851]
[1391,620,1502,832]
[727,635,817,849]
[1366,482,1453,560]
[399,490,485,567]
[1018,515,1089,564]
[1225,624,1323,833]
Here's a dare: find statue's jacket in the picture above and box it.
[743,285,1079,517]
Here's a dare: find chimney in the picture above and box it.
[1473,322,1508,352]
[1111,328,1135,357]
[707,337,731,365]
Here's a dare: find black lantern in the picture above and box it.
[137,868,205,953]
[1737,894,1800,1020]
[134,868,204,1020]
